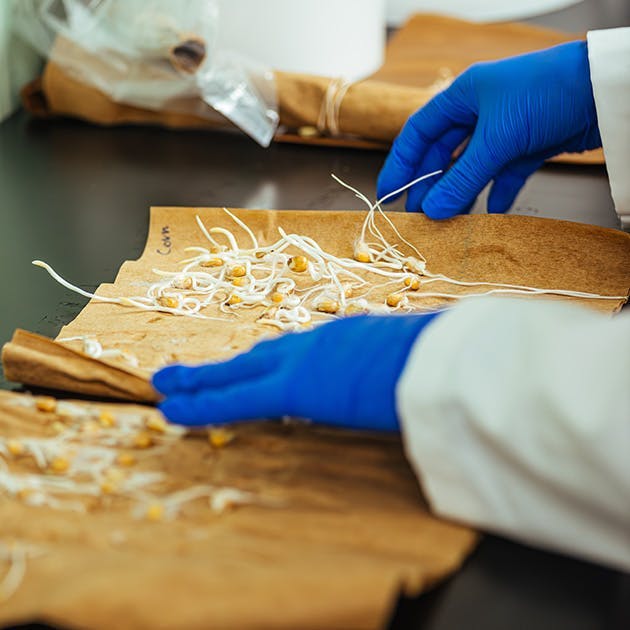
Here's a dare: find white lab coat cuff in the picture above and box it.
[587,28,630,230]
[395,298,630,571]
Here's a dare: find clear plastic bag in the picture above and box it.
[11,0,278,146]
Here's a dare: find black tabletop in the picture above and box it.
[1,1,629,628]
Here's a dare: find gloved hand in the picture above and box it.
[377,41,602,219]
[152,313,441,430]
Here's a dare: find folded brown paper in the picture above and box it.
[21,14,604,165]
[0,390,478,630]
[1,329,158,403]
[3,209,628,402]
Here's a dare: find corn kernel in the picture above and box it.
[100,481,118,495]
[99,411,117,428]
[116,453,136,467]
[157,296,178,309]
[226,294,242,306]
[354,251,371,263]
[17,488,34,501]
[232,277,246,287]
[133,432,153,449]
[51,421,66,434]
[403,257,426,275]
[35,397,57,413]
[254,250,266,259]
[316,299,339,314]
[344,286,354,298]
[344,303,368,316]
[50,457,70,474]
[208,428,235,449]
[386,293,405,308]
[7,440,24,456]
[145,502,165,522]
[200,258,224,267]
[297,125,320,138]
[404,277,420,291]
[83,420,101,434]
[229,265,246,278]
[145,415,168,434]
[270,291,284,304]
[288,256,308,273]
[173,276,193,290]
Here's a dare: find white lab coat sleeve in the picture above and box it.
[396,298,630,572]
[587,27,630,230]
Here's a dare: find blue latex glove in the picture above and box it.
[377,41,602,219]
[152,313,441,430]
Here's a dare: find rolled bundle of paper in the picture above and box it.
[275,71,451,143]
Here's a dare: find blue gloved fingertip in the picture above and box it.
[421,199,458,220]
[151,365,183,395]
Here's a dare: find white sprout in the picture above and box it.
[0,541,45,603]
[1,394,278,525]
[58,335,140,368]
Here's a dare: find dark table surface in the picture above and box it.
[1,1,629,628]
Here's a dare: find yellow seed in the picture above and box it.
[288,256,308,273]
[99,411,117,428]
[386,293,405,308]
[7,440,24,456]
[116,453,136,467]
[226,294,242,306]
[104,467,126,482]
[316,300,340,314]
[100,481,118,495]
[297,125,320,138]
[200,258,224,267]
[50,457,70,474]
[133,432,153,449]
[145,415,168,434]
[157,296,178,309]
[345,303,367,316]
[232,277,246,287]
[208,428,235,449]
[354,251,371,263]
[254,250,267,259]
[145,502,165,522]
[51,421,66,434]
[344,286,354,298]
[17,488,34,501]
[83,420,101,434]
[35,397,57,413]
[270,291,284,304]
[229,265,246,278]
[173,276,193,290]
[404,277,420,291]
[403,257,426,275]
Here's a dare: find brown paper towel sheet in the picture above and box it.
[3,208,628,401]
[1,329,158,403]
[0,389,478,630]
[20,14,604,165]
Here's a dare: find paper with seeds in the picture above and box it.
[3,208,629,396]
[1,207,629,628]
[0,390,477,630]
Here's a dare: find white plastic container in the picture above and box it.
[386,0,584,25]
[215,0,386,81]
